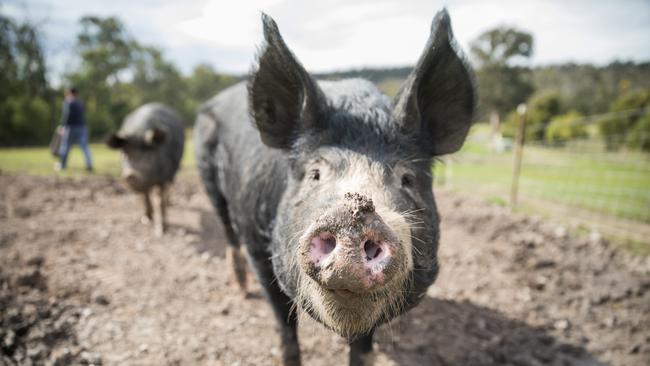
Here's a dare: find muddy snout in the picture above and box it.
[300,193,406,294]
[123,169,138,184]
[122,167,144,191]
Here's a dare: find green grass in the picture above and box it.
[435,125,650,223]
[0,130,196,177]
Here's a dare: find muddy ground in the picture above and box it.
[0,172,648,366]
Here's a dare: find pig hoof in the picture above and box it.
[140,215,152,225]
[227,247,249,294]
[229,278,248,294]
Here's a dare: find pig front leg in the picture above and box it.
[141,190,153,224]
[152,183,168,236]
[349,331,375,366]
[247,247,301,366]
[205,181,250,295]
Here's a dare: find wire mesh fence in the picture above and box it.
[434,111,650,246]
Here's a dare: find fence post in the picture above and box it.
[510,104,527,211]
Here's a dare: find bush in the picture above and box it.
[0,96,53,146]
[626,113,650,152]
[502,91,564,142]
[598,90,650,151]
[545,111,587,145]
[598,115,628,151]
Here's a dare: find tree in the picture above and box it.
[470,27,534,123]
[75,16,134,84]
[0,12,54,146]
[1,11,247,145]
[627,113,650,152]
[545,110,587,146]
[185,63,237,103]
[182,63,238,124]
[66,16,138,138]
[131,46,187,120]
[470,27,533,66]
[598,90,650,151]
[530,62,650,117]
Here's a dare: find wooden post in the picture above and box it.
[510,104,527,211]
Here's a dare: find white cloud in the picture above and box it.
[6,0,650,79]
[177,0,279,47]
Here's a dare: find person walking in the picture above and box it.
[56,87,93,172]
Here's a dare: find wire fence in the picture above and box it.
[435,109,650,246]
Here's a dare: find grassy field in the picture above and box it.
[432,124,650,252]
[437,139,650,223]
[0,131,196,177]
[433,124,650,251]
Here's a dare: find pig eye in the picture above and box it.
[309,169,320,181]
[401,174,414,188]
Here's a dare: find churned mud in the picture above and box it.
[1,172,648,365]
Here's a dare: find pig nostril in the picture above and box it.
[321,234,336,254]
[309,233,336,265]
[364,240,383,261]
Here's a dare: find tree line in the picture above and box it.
[321,28,650,152]
[470,27,650,152]
[0,13,240,146]
[1,11,649,151]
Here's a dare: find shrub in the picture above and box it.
[502,91,564,142]
[545,111,587,145]
[626,113,650,152]
[598,90,650,151]
[0,96,53,145]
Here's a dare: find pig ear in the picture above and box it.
[106,133,126,149]
[249,13,328,149]
[392,9,476,156]
[144,127,166,146]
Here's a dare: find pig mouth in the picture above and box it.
[324,287,384,308]
[296,267,409,337]
[327,289,362,306]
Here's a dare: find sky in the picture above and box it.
[4,0,650,80]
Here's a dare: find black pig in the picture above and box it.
[107,103,185,236]
[195,10,475,366]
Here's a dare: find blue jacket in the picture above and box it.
[61,99,86,127]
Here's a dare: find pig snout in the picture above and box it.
[308,232,396,293]
[123,169,139,185]
[122,167,145,190]
[301,193,405,294]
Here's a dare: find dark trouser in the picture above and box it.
[59,125,93,169]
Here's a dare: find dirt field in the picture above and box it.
[1,172,649,366]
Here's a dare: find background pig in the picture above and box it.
[195,10,475,366]
[107,103,185,236]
